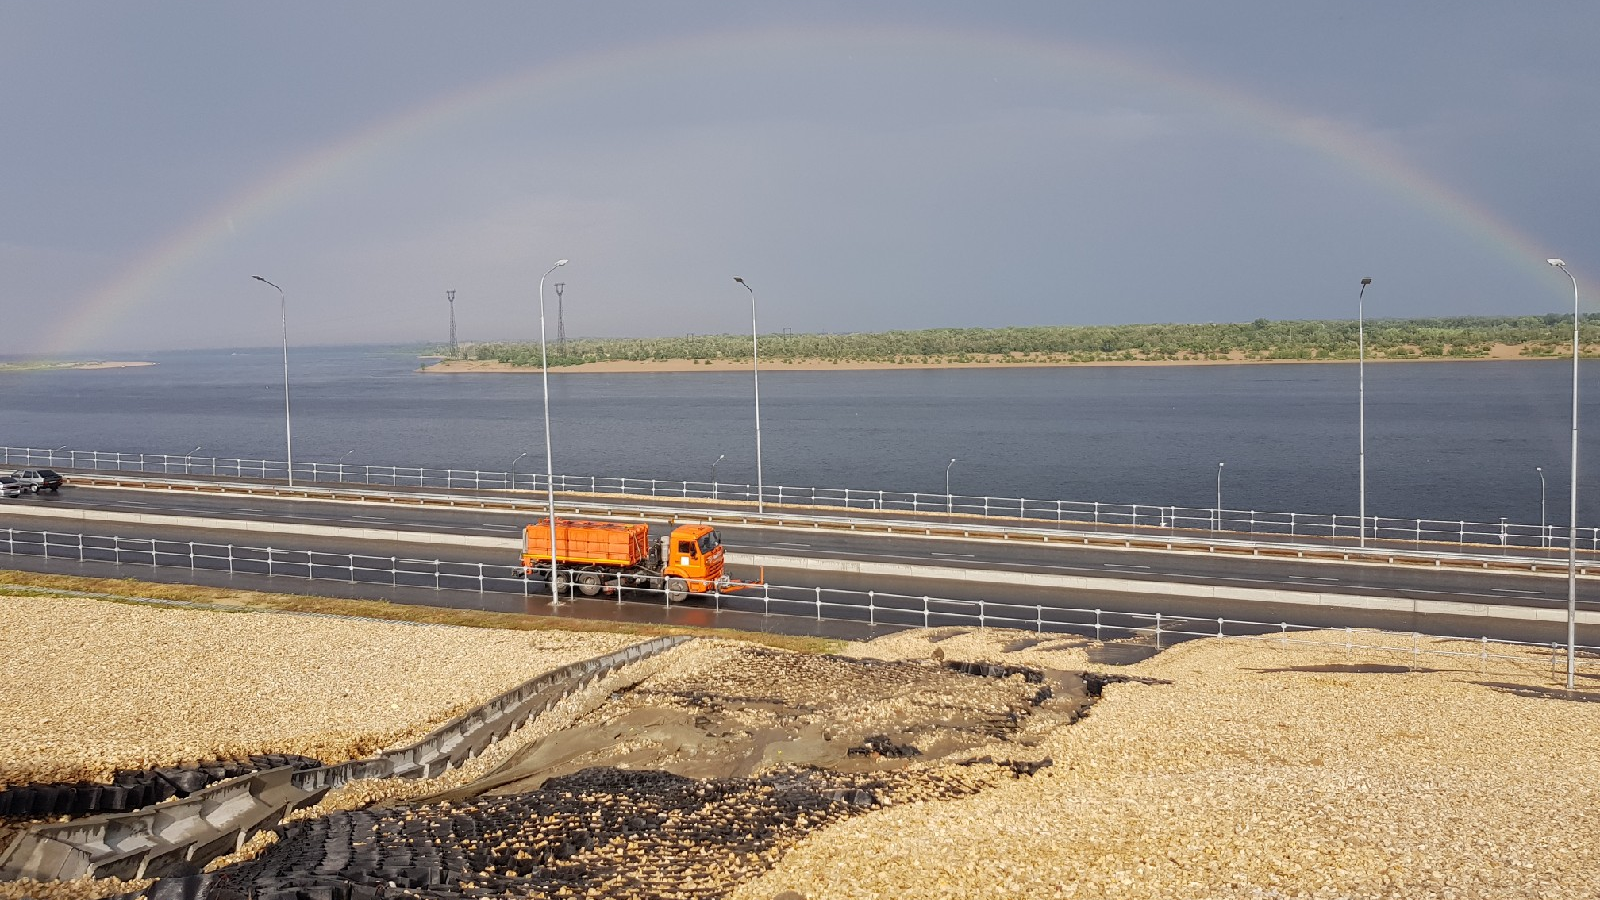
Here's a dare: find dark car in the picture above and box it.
[11,468,64,493]
[0,476,20,499]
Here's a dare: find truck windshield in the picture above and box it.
[697,531,721,554]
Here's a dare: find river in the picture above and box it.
[1,345,1594,527]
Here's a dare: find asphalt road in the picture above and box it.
[3,485,1596,650]
[10,484,1598,607]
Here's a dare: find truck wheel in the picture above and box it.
[664,577,689,604]
[576,571,604,596]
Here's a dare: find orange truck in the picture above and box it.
[517,518,762,602]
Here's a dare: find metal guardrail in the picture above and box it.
[3,444,1589,554]
[40,470,1600,577]
[3,524,1592,675]
[0,635,689,883]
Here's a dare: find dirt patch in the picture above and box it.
[1254,663,1440,675]
[426,643,1088,800]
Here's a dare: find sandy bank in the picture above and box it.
[0,361,154,373]
[421,342,1552,374]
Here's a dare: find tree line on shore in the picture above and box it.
[450,314,1600,367]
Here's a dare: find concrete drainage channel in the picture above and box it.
[0,635,690,885]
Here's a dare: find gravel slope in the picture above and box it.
[0,594,637,786]
[6,593,1597,899]
[735,628,1600,899]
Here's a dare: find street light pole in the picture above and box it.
[509,450,529,490]
[1537,466,1547,549]
[946,458,957,514]
[538,259,569,606]
[1358,277,1372,548]
[185,446,202,475]
[340,449,356,484]
[1548,258,1580,690]
[733,277,764,513]
[1216,461,1225,532]
[251,276,294,487]
[711,453,725,501]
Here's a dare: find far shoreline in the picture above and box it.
[0,360,155,373]
[419,343,1568,375]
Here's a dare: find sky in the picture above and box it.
[2,1,1597,356]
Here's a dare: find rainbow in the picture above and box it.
[43,25,1569,356]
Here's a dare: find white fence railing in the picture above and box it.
[3,523,1593,681]
[3,444,1591,553]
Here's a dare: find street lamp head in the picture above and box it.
[554,259,568,267]
[733,276,745,284]
[1360,277,1372,286]
[1548,259,1567,268]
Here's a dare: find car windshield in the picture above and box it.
[697,531,721,554]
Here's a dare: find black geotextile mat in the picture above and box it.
[147,763,1041,900]
[0,755,324,819]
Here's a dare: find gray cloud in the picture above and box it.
[2,2,1594,355]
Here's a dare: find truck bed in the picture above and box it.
[522,519,651,568]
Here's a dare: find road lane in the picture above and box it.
[3,508,1596,650]
[12,484,1596,613]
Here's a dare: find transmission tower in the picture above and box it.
[554,282,566,352]
[446,290,458,356]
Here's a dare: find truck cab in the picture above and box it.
[661,523,725,590]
